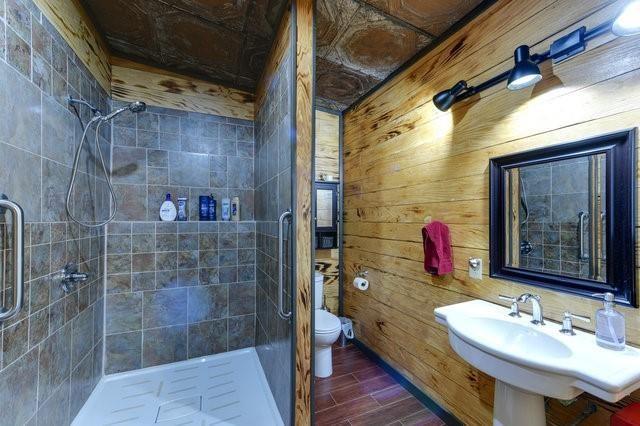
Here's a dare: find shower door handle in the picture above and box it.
[278,209,292,320]
[0,199,24,322]
[578,211,589,260]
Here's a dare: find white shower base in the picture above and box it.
[73,348,283,426]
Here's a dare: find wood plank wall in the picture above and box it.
[342,0,640,424]
[294,0,314,422]
[32,0,111,92]
[315,110,340,181]
[111,57,255,121]
[316,249,339,313]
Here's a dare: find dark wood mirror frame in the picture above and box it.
[489,129,637,307]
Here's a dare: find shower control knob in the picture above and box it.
[54,263,89,294]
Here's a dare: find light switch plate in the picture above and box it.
[469,258,482,280]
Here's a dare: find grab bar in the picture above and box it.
[0,199,24,322]
[578,211,589,260]
[278,209,292,320]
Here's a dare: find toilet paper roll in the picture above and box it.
[353,277,369,291]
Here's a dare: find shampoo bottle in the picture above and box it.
[159,193,177,221]
[221,198,231,221]
[594,292,625,350]
[231,196,240,221]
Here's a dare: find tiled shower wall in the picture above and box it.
[255,50,294,423]
[519,157,596,278]
[104,106,258,374]
[0,0,109,423]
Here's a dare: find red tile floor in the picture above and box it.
[314,344,445,426]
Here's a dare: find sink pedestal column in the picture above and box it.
[493,380,545,426]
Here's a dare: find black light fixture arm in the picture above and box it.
[442,18,616,107]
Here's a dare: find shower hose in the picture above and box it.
[65,113,118,228]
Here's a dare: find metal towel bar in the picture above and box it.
[0,198,24,322]
[278,209,292,320]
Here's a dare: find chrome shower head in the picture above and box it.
[128,101,146,113]
[102,101,147,121]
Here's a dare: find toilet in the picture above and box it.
[314,272,342,378]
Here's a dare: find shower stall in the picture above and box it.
[0,0,313,424]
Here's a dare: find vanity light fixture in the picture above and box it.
[613,0,640,36]
[507,46,542,91]
[433,1,640,111]
[432,80,467,111]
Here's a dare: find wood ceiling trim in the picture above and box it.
[32,0,111,92]
[111,57,255,120]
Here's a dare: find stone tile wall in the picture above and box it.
[110,103,255,222]
[519,156,599,278]
[254,48,294,424]
[103,104,257,374]
[104,221,256,373]
[0,0,109,423]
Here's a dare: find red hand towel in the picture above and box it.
[421,221,453,275]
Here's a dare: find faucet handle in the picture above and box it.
[559,311,591,335]
[498,295,521,317]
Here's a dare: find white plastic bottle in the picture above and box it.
[594,292,626,350]
[231,196,240,221]
[159,193,177,221]
[221,198,231,221]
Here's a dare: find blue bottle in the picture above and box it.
[199,196,210,221]
[208,194,217,221]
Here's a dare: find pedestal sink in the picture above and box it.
[435,300,640,426]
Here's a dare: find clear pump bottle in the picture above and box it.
[594,292,625,351]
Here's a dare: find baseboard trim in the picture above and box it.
[353,339,463,426]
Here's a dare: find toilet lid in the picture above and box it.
[315,310,341,333]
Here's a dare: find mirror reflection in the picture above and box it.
[504,154,607,282]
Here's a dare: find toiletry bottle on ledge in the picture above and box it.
[177,197,188,221]
[208,194,217,221]
[231,196,240,221]
[159,193,177,221]
[594,292,625,350]
[199,196,210,221]
[221,198,231,221]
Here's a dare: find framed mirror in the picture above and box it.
[489,130,636,306]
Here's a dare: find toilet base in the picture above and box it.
[315,345,333,378]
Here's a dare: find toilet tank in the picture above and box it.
[314,272,324,310]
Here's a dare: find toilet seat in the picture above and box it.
[315,309,341,334]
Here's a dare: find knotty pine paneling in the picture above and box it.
[111,57,254,121]
[315,110,340,180]
[343,0,640,424]
[316,249,339,313]
[294,0,314,423]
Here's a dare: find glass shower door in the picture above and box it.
[254,13,297,425]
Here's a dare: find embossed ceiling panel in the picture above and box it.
[363,0,485,36]
[81,0,286,91]
[82,0,484,109]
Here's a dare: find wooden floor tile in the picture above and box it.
[313,344,443,426]
[315,372,358,395]
[400,409,445,426]
[315,395,381,425]
[330,374,397,404]
[314,392,336,411]
[353,364,387,381]
[371,384,412,406]
[348,396,425,426]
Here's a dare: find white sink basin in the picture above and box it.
[435,300,640,426]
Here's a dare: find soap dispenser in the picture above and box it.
[594,292,626,350]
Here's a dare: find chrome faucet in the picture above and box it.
[518,293,545,325]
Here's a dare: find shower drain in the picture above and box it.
[155,395,203,423]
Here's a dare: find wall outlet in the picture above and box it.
[469,258,482,280]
